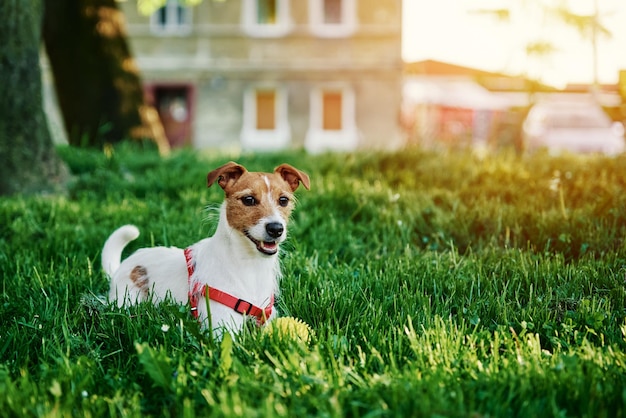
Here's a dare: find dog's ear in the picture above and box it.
[274,164,311,192]
[207,162,247,190]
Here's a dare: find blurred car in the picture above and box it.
[522,98,625,156]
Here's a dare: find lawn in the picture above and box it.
[1,145,625,417]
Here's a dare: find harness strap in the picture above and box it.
[184,247,273,324]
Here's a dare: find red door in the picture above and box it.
[152,86,192,148]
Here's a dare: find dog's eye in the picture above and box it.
[278,196,290,207]
[241,196,257,206]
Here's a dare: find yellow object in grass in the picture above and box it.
[264,317,313,344]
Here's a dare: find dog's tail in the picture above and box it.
[102,225,140,277]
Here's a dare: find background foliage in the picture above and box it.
[1,146,625,417]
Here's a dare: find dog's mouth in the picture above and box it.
[245,233,279,255]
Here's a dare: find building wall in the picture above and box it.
[120,0,403,152]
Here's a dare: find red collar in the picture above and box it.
[184,248,273,325]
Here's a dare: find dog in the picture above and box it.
[101,161,310,334]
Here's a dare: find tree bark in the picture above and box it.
[42,0,170,154]
[0,0,69,196]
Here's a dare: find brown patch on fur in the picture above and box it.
[130,265,150,297]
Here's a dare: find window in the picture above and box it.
[255,90,276,130]
[323,0,342,24]
[322,91,342,130]
[242,0,292,38]
[257,0,277,24]
[151,0,191,35]
[309,0,356,38]
[305,85,358,153]
[241,86,291,150]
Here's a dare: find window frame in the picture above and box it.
[241,85,291,150]
[305,84,359,153]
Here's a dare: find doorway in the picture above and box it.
[151,85,192,148]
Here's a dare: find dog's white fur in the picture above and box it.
[101,161,310,334]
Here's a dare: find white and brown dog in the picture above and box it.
[101,161,310,334]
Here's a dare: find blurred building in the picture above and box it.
[402,60,626,153]
[119,0,404,152]
[402,59,555,151]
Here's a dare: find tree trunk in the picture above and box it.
[42,0,170,154]
[0,0,69,196]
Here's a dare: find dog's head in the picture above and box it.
[207,162,310,255]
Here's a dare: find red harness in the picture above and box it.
[184,248,273,325]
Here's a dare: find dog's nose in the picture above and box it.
[266,222,284,239]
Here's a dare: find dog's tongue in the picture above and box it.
[262,241,277,250]
[259,241,278,255]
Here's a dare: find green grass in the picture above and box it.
[1,145,625,417]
